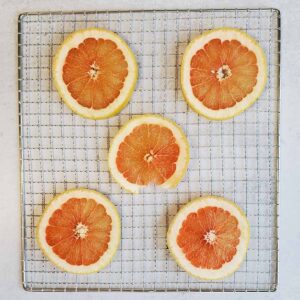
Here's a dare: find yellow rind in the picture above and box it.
[36,188,121,275]
[53,28,138,120]
[181,27,268,121]
[167,195,250,280]
[108,114,190,193]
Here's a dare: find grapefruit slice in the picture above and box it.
[36,189,121,274]
[181,28,267,120]
[108,115,189,193]
[167,196,250,280]
[53,28,138,120]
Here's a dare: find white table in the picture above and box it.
[0,0,298,299]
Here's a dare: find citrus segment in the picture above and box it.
[108,115,189,193]
[37,189,121,274]
[53,28,138,120]
[167,196,250,280]
[181,28,267,120]
[46,198,111,266]
[177,206,240,269]
[63,38,128,109]
[116,124,179,185]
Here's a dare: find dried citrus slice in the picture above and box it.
[181,28,267,120]
[36,189,121,274]
[108,115,189,193]
[53,28,138,119]
[167,196,250,280]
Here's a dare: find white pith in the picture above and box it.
[108,115,189,193]
[37,189,121,274]
[216,65,232,81]
[74,222,89,239]
[88,62,100,80]
[53,28,137,119]
[204,230,217,245]
[181,28,267,120]
[167,196,250,280]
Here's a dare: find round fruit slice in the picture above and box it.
[53,28,138,120]
[108,115,189,193]
[181,28,267,120]
[167,196,250,280]
[36,189,121,274]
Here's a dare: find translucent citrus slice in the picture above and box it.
[108,115,190,193]
[181,28,267,120]
[36,189,121,274]
[167,196,250,280]
[53,28,138,119]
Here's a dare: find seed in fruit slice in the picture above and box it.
[181,28,267,120]
[36,189,121,274]
[167,196,250,280]
[53,28,138,120]
[108,115,190,193]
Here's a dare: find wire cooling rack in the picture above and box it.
[18,9,280,292]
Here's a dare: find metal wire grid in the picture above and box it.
[18,9,280,292]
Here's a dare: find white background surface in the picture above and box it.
[0,0,298,299]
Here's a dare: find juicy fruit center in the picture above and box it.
[74,222,89,239]
[190,38,258,110]
[45,197,112,266]
[177,206,241,270]
[62,38,128,110]
[116,123,180,186]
